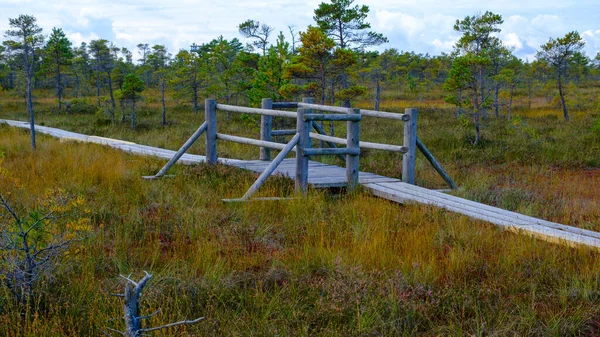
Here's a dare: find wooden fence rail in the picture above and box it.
[147,97,454,199]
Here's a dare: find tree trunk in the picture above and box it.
[192,84,198,114]
[121,100,126,122]
[74,72,80,99]
[341,73,349,108]
[473,111,480,145]
[457,89,463,118]
[161,79,167,126]
[131,99,136,129]
[494,83,499,118]
[56,61,62,109]
[473,86,480,145]
[107,71,116,111]
[508,84,514,120]
[479,67,487,119]
[558,74,569,121]
[25,46,36,149]
[374,79,381,111]
[96,69,101,106]
[527,80,532,110]
[27,71,36,150]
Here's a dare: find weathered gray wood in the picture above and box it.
[272,102,298,109]
[223,197,298,202]
[393,182,600,240]
[416,137,457,190]
[303,114,362,122]
[360,109,410,121]
[149,121,208,178]
[271,129,296,136]
[309,132,408,153]
[308,132,346,145]
[302,98,314,149]
[239,133,300,201]
[311,118,345,161]
[346,108,360,191]
[205,99,217,165]
[402,108,417,184]
[260,98,273,161]
[297,102,353,114]
[216,103,297,118]
[8,119,600,250]
[295,107,310,194]
[216,133,296,152]
[364,182,600,248]
[302,147,360,157]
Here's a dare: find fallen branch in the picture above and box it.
[107,271,204,337]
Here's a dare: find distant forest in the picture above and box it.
[2,1,599,141]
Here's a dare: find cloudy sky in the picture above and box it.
[1,0,599,61]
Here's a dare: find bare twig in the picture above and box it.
[119,273,138,286]
[110,271,204,336]
[0,194,22,224]
[138,309,161,320]
[139,317,205,333]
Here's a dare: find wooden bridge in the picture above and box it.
[3,98,600,250]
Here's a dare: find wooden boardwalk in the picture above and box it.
[3,119,600,249]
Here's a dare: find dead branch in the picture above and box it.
[109,271,204,337]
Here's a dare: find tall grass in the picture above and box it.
[1,88,600,335]
[1,124,600,336]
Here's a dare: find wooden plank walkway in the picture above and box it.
[3,119,600,249]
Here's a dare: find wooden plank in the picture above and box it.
[364,183,600,248]
[303,114,362,122]
[392,181,600,239]
[5,118,600,250]
[216,103,297,118]
[360,109,410,121]
[358,177,402,184]
[297,102,353,114]
[302,148,360,157]
[368,182,600,243]
[272,102,298,109]
[309,132,408,153]
[272,129,296,136]
[216,133,296,151]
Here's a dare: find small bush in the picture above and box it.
[67,98,96,114]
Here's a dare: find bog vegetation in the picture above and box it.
[1,0,600,335]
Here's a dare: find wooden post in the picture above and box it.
[146,121,208,178]
[302,97,313,149]
[346,108,360,191]
[416,137,457,190]
[295,108,310,194]
[260,98,273,161]
[402,108,417,184]
[205,99,217,165]
[238,133,300,201]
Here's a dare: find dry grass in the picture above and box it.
[1,88,600,335]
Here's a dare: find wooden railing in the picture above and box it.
[146,97,455,200]
[260,98,417,184]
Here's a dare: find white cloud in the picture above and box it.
[503,32,522,49]
[67,32,100,47]
[0,0,598,59]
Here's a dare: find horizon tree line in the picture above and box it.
[1,1,597,148]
